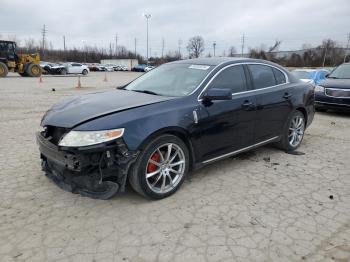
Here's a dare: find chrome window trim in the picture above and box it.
[325,88,350,99]
[197,62,290,101]
[202,136,280,164]
[188,61,229,96]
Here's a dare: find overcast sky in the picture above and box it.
[1,0,349,57]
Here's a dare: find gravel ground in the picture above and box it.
[0,72,349,262]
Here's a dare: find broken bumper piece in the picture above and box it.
[36,132,138,199]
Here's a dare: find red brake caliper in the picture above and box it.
[147,152,160,173]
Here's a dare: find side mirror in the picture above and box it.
[202,88,232,101]
[325,73,329,78]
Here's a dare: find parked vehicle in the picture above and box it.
[102,64,118,72]
[64,63,89,75]
[292,69,329,85]
[144,65,155,72]
[132,64,147,72]
[42,63,67,75]
[88,63,105,72]
[315,63,350,111]
[37,58,314,200]
[115,65,128,71]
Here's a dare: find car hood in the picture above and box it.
[319,78,350,89]
[41,89,175,128]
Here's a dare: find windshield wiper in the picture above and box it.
[327,76,338,79]
[132,90,160,96]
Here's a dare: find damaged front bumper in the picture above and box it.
[36,132,139,199]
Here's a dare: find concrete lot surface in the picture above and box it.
[0,72,349,262]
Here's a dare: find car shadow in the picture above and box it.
[109,144,284,203]
[317,110,350,117]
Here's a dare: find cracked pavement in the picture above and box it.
[0,72,349,262]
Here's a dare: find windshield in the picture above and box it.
[125,63,213,96]
[292,70,313,79]
[328,64,350,79]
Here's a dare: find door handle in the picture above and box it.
[241,100,255,110]
[283,93,292,99]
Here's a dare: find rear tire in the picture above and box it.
[129,134,189,199]
[276,110,305,152]
[0,62,8,77]
[26,63,42,77]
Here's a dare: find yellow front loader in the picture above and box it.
[0,40,42,77]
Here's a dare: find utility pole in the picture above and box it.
[134,38,137,58]
[344,33,350,63]
[144,13,152,65]
[63,35,66,51]
[241,33,245,57]
[161,38,165,58]
[115,34,118,57]
[213,41,217,57]
[322,44,328,67]
[41,24,47,59]
[178,39,182,58]
[63,35,66,61]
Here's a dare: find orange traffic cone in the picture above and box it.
[103,72,108,82]
[76,76,82,88]
[39,75,43,83]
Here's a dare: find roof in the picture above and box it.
[0,40,16,43]
[172,57,252,66]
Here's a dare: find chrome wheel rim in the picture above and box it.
[145,143,186,194]
[288,115,305,147]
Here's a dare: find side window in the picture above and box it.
[209,65,247,93]
[72,63,81,67]
[248,64,276,89]
[272,68,286,85]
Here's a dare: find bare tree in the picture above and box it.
[187,36,205,58]
[228,46,237,57]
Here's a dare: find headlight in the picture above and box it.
[59,128,124,147]
[315,85,325,93]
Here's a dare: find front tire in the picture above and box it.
[277,110,305,152]
[82,69,88,75]
[129,134,189,199]
[26,63,42,77]
[0,62,9,77]
[60,68,67,75]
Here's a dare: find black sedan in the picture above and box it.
[315,63,350,111]
[37,58,315,199]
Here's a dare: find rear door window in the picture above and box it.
[248,64,277,89]
[272,68,286,85]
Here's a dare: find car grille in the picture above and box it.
[43,126,69,145]
[325,88,350,98]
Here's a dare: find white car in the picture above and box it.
[64,63,90,75]
[144,65,155,72]
[103,64,116,72]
